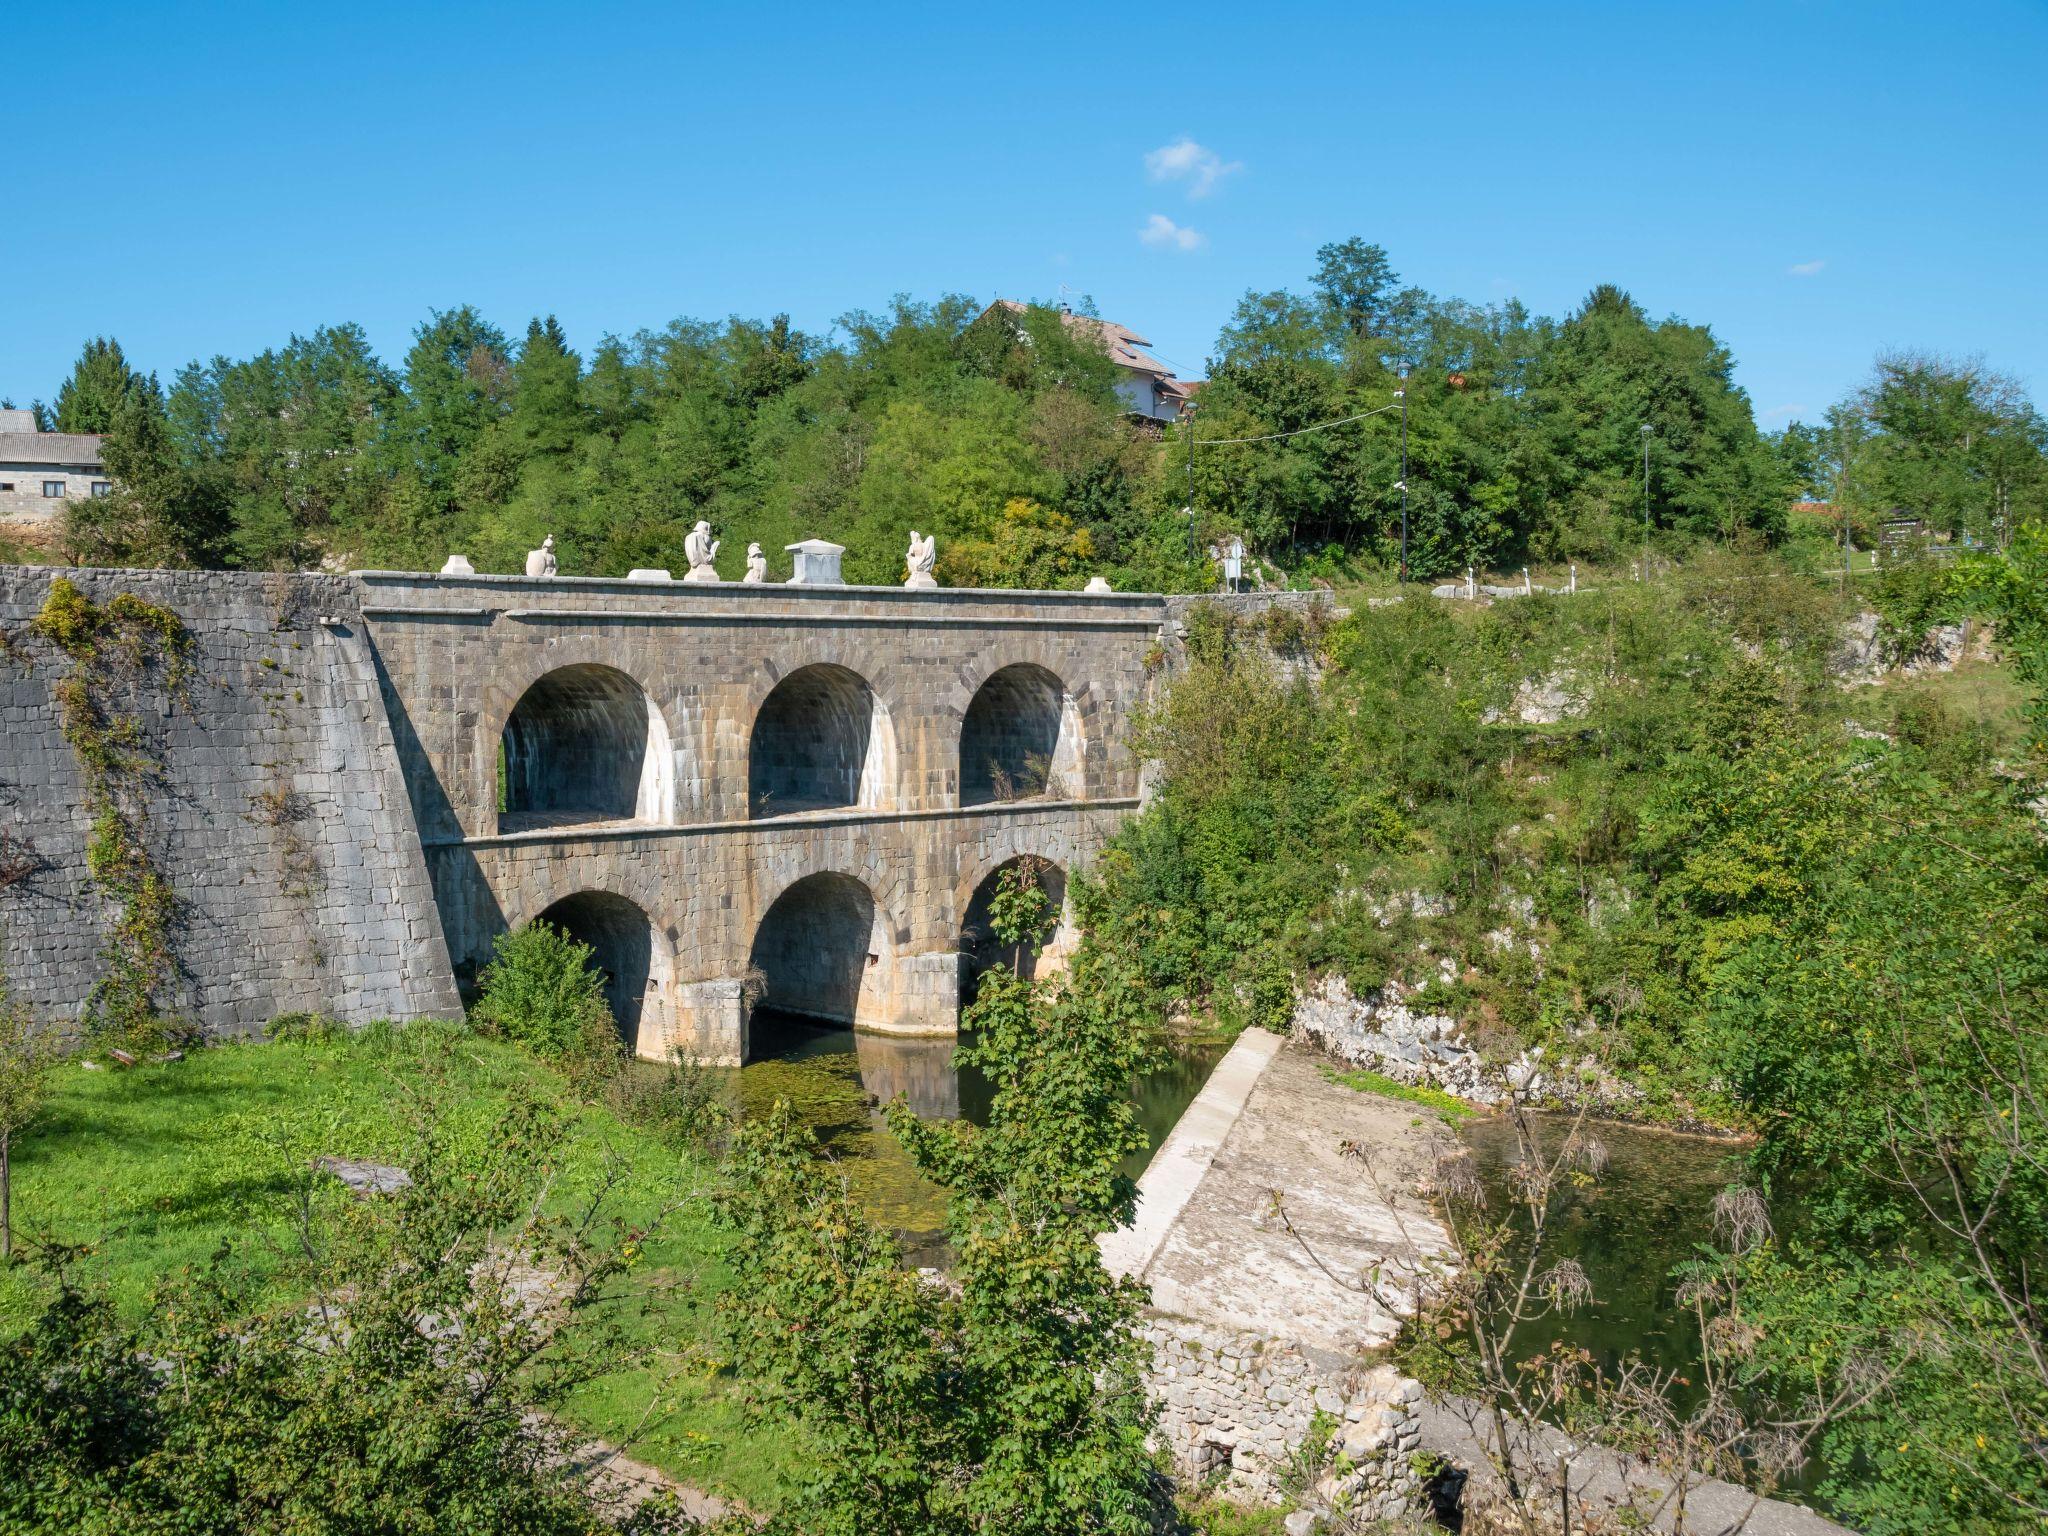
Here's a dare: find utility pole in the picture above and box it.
[1184,403,1197,565]
[1396,367,1410,582]
[1639,423,1653,580]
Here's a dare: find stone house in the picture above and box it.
[0,409,108,528]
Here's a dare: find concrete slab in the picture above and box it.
[1105,1034,1455,1353]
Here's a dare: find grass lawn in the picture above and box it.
[0,1021,800,1512]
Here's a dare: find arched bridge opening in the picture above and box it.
[534,889,668,1054]
[500,664,671,831]
[959,664,1084,806]
[960,854,1074,1003]
[748,664,896,819]
[748,872,894,1034]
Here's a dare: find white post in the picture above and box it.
[1569,562,1578,594]
[1465,566,1476,599]
[1522,566,1531,596]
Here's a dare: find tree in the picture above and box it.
[1312,238,1401,346]
[51,338,142,434]
[63,374,222,568]
[0,988,51,1264]
[715,884,1163,1534]
[510,316,585,456]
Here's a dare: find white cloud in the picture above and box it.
[1787,259,1826,277]
[1763,402,1807,420]
[1144,137,1241,198]
[1140,213,1205,251]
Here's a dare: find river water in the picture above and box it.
[1458,1112,1831,1503]
[732,1008,1226,1262]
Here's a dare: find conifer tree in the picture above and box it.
[51,337,141,434]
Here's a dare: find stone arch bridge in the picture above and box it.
[360,570,1168,1064]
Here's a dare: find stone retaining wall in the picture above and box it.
[1142,1317,1424,1517]
[0,567,460,1036]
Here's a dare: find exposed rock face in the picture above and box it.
[1482,667,1586,726]
[1292,973,1539,1106]
[1830,611,1977,686]
[1142,1318,1424,1515]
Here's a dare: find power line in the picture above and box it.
[1194,402,1399,446]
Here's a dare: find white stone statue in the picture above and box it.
[439,553,475,576]
[524,535,557,578]
[683,520,720,584]
[904,530,937,589]
[743,542,767,583]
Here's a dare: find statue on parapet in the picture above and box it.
[743,542,767,583]
[524,535,557,578]
[684,520,721,583]
[904,530,937,589]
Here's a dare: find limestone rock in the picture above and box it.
[315,1155,412,1196]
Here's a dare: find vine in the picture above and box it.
[29,578,194,1048]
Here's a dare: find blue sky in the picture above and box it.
[4,1,2044,427]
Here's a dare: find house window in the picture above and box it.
[90,481,112,498]
[41,481,65,498]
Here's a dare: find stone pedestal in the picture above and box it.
[683,563,721,585]
[785,539,846,585]
[903,571,937,590]
[661,978,748,1065]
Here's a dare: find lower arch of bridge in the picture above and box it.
[748,872,895,1029]
[959,664,1084,806]
[534,889,669,1054]
[500,664,671,830]
[748,664,896,818]
[960,854,1075,1000]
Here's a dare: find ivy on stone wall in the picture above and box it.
[29,579,193,1046]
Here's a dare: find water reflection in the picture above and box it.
[851,1031,960,1120]
[737,1007,1224,1262]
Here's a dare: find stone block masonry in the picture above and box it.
[361,570,1168,1061]
[0,565,1169,1052]
[1143,1318,1424,1513]
[0,568,461,1036]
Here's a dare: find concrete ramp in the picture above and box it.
[1103,1031,1454,1352]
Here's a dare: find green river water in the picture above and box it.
[733,1008,1227,1264]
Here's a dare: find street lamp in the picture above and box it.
[1396,368,1410,583]
[1639,423,1654,580]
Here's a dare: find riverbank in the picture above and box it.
[1112,1028,1860,1532]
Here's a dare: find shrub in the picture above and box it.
[470,922,617,1061]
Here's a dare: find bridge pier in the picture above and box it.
[863,950,960,1038]
[667,977,749,1067]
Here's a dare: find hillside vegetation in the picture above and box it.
[1079,532,2048,1533]
[31,242,2045,587]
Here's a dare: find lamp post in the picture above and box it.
[1639,423,1654,580]
[1396,367,1410,582]
[1184,404,1197,566]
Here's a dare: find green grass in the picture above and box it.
[0,1022,799,1511]
[1317,1062,1472,1121]
[1863,649,2031,757]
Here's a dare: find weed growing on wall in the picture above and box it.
[28,578,193,1049]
